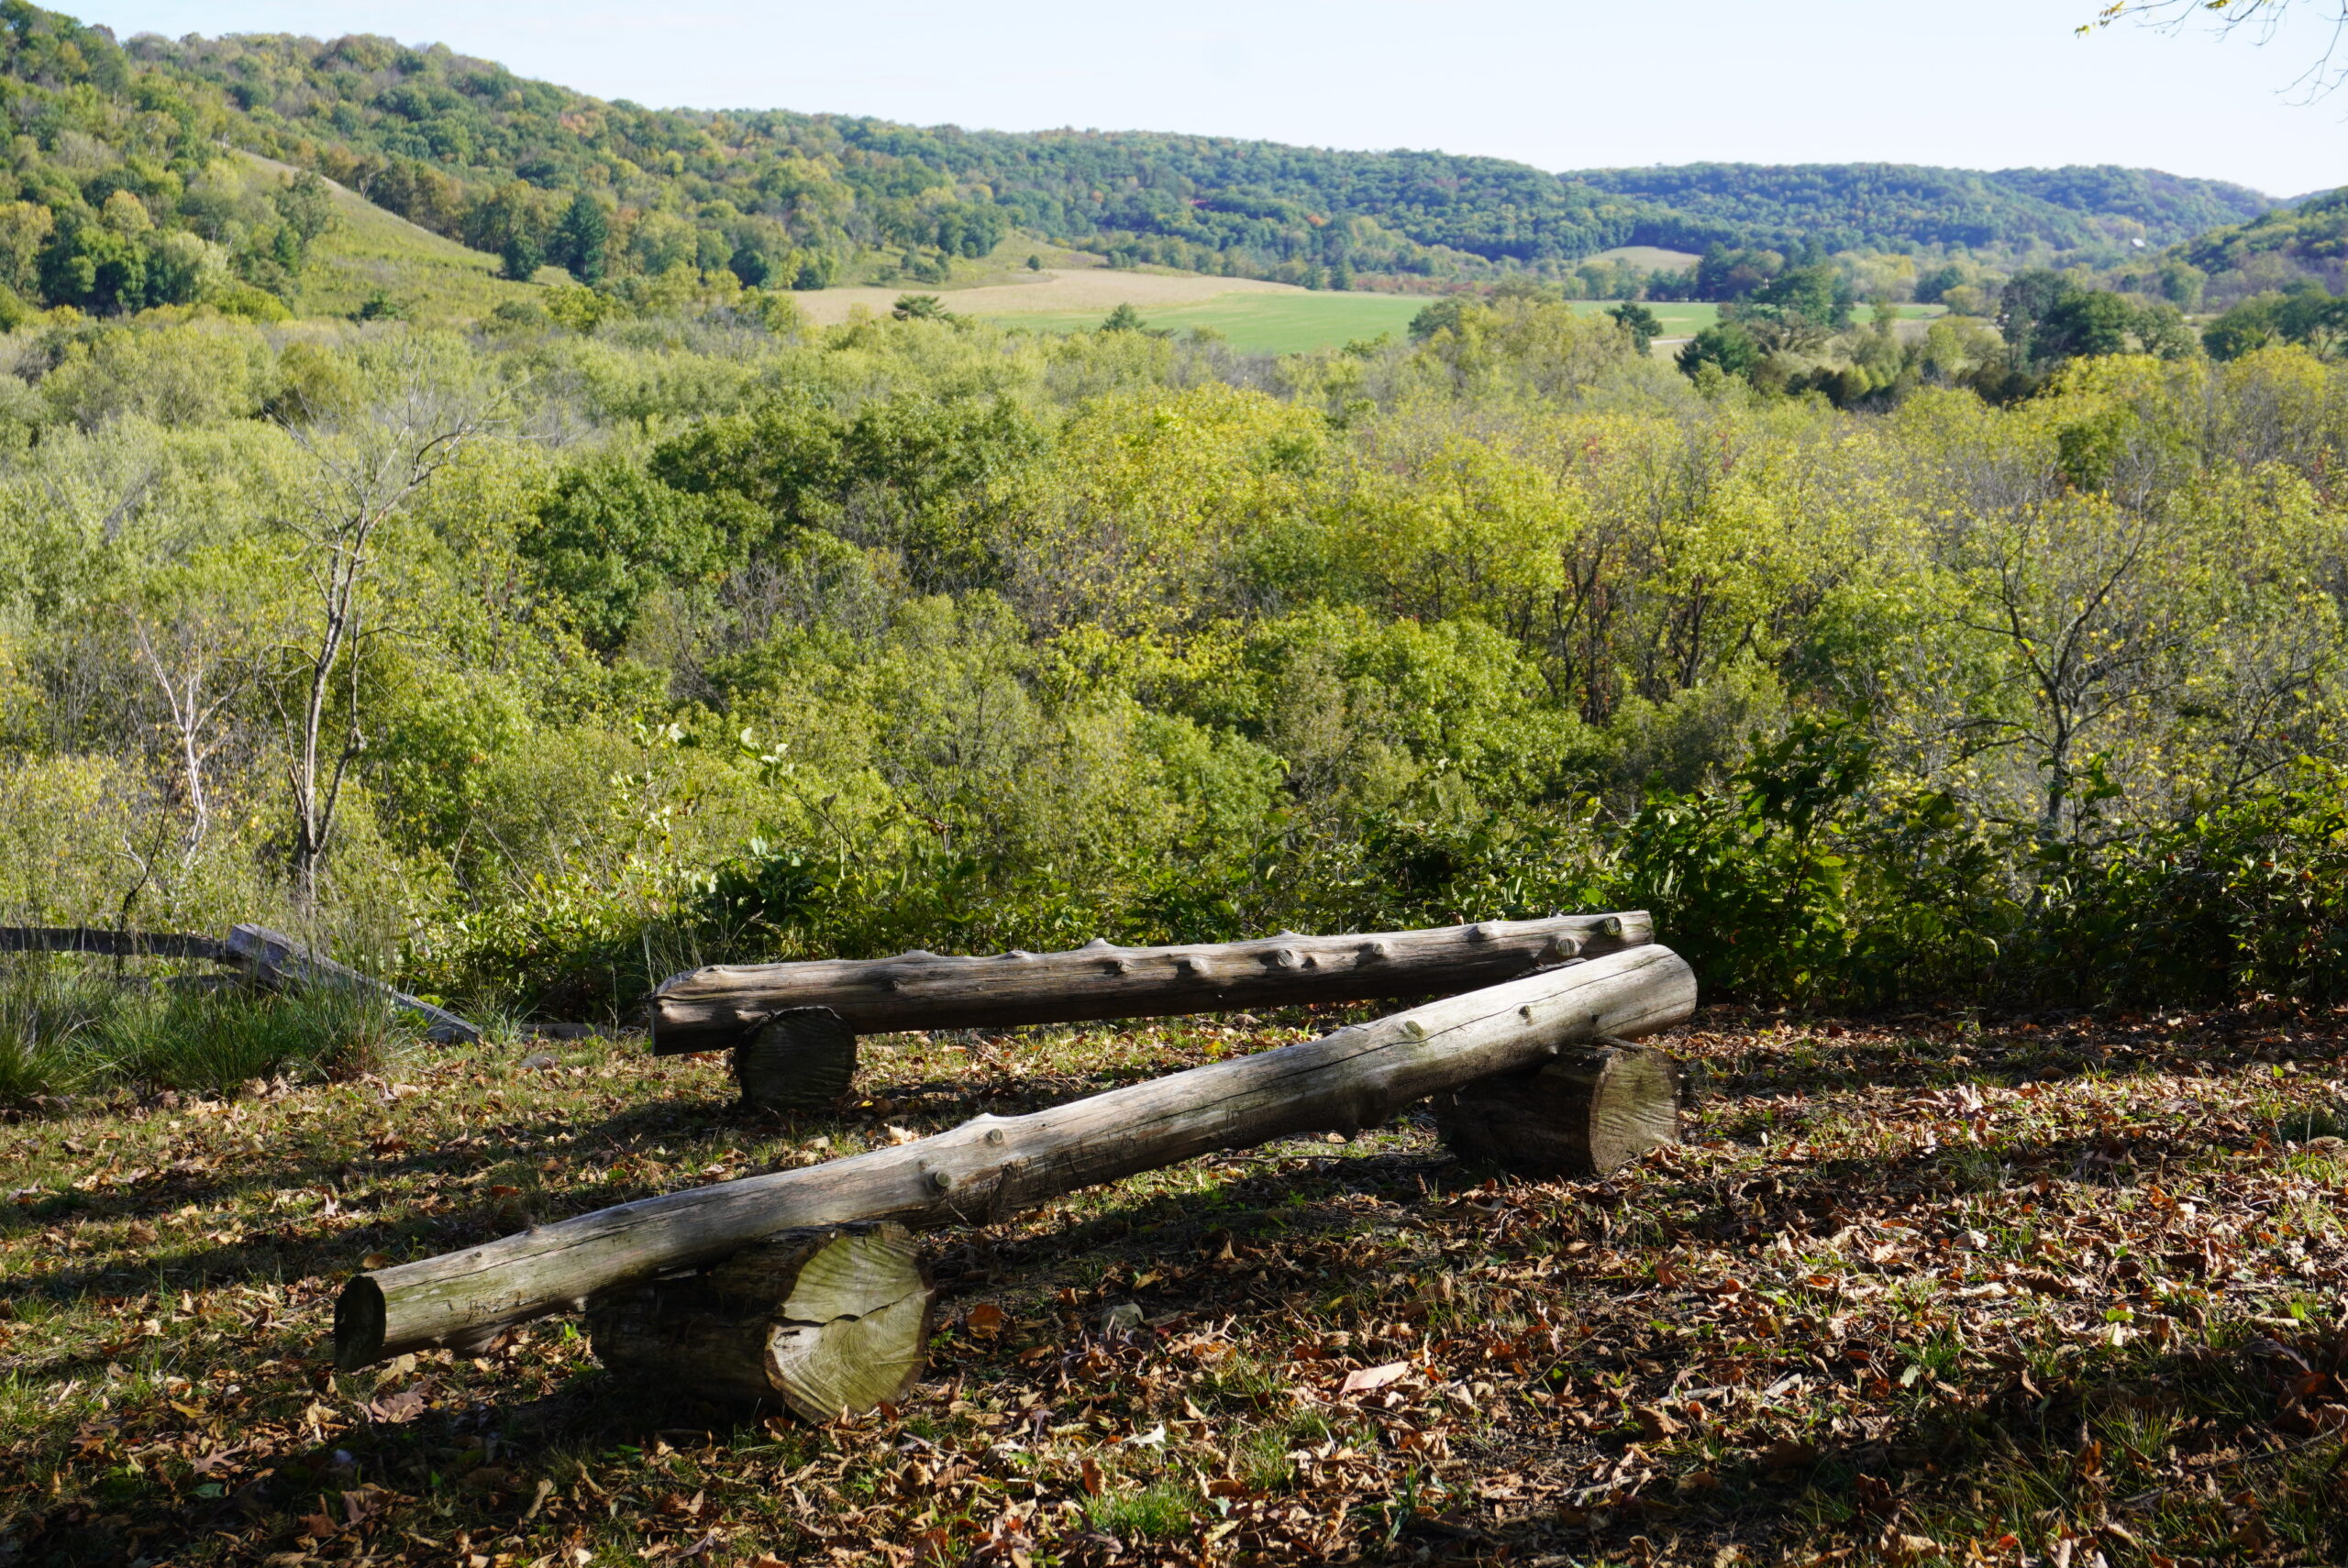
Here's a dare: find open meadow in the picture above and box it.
[783,282,1944,355]
[791,270,1430,354]
[3,1001,2342,1566]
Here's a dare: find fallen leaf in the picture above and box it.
[1633,1405,1683,1441]
[1340,1360,1410,1395]
[366,1387,429,1424]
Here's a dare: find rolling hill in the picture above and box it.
[0,1,2296,329]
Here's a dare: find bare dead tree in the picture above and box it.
[1934,499,2193,842]
[2083,1,2348,100]
[272,354,495,909]
[130,609,249,870]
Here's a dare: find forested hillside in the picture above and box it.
[0,0,2287,319]
[1570,161,2271,257]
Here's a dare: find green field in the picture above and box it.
[974,291,1428,354]
[968,293,1941,356]
[1567,299,1722,336]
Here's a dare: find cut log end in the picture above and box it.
[1432,1042,1682,1178]
[735,1008,858,1113]
[586,1223,934,1423]
[334,1275,388,1373]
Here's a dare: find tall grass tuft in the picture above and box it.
[0,957,123,1102]
[0,956,421,1105]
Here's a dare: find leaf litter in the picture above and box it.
[0,1004,2341,1565]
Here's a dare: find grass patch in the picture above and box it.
[977,291,1429,354]
[0,956,418,1104]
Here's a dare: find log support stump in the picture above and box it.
[586,1222,934,1421]
[734,1008,858,1113]
[1432,1039,1684,1177]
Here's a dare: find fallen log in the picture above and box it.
[1431,1038,1684,1177]
[0,926,227,960]
[224,924,482,1044]
[586,1223,934,1419]
[336,941,1695,1369]
[650,911,1650,1056]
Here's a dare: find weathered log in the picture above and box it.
[735,1008,858,1112]
[335,943,1695,1368]
[649,911,1649,1055]
[0,926,226,960]
[1430,1038,1683,1177]
[224,924,482,1043]
[586,1223,934,1419]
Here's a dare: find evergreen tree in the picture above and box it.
[550,192,608,284]
[500,229,545,282]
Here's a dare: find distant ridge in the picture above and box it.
[0,1,2297,321]
[1567,162,2274,254]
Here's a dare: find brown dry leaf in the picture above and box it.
[366,1387,428,1424]
[1339,1360,1409,1395]
[1632,1405,1683,1441]
[360,1252,390,1270]
[966,1303,1006,1340]
[1762,1438,1820,1474]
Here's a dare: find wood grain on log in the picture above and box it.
[1431,1040,1682,1177]
[587,1223,933,1419]
[649,911,1650,1055]
[735,1009,859,1112]
[336,943,1694,1368]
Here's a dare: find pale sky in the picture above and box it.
[85,1,2348,198]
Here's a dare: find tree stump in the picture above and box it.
[734,1008,858,1113]
[1431,1040,1682,1177]
[586,1222,933,1421]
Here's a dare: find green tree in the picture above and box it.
[2203,285,2348,359]
[1101,303,1147,333]
[272,172,335,259]
[549,192,608,284]
[1677,319,1761,380]
[499,229,545,283]
[1606,301,1663,355]
[521,459,763,652]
